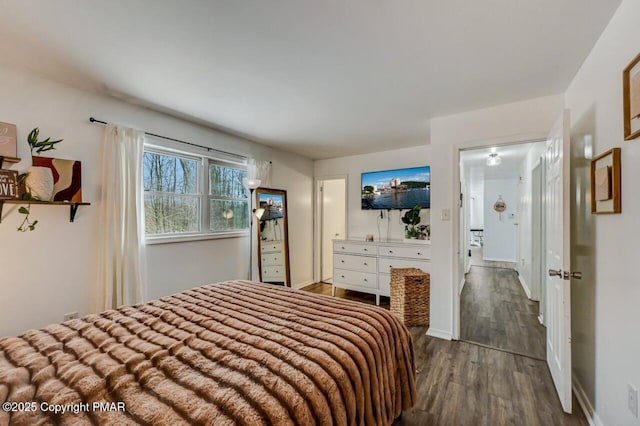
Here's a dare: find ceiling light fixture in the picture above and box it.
[486,152,502,166]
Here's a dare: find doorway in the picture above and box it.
[458,141,547,360]
[315,177,347,283]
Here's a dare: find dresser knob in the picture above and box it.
[389,250,393,253]
[341,260,345,263]
[417,252,421,255]
[341,275,345,278]
[341,246,345,249]
[363,262,368,266]
[364,248,368,251]
[364,278,368,282]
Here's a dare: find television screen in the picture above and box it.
[361,166,430,210]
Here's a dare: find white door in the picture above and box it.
[545,110,573,413]
[321,179,346,282]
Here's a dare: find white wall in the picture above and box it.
[469,190,484,230]
[314,145,431,242]
[516,142,547,300]
[483,178,519,262]
[321,178,346,281]
[565,1,640,424]
[429,94,564,339]
[0,65,314,337]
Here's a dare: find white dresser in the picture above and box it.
[260,241,286,283]
[332,239,431,305]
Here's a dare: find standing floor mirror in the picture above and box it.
[255,188,292,286]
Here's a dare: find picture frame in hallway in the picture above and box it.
[623,52,640,140]
[590,147,621,214]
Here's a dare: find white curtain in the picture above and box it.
[247,159,271,187]
[99,124,147,310]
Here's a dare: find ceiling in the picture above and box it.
[0,1,622,160]
[461,142,546,184]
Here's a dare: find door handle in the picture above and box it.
[564,271,582,280]
[548,269,562,277]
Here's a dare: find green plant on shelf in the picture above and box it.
[402,206,430,240]
[16,127,64,232]
[27,127,63,156]
[16,173,40,232]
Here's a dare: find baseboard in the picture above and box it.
[293,280,314,290]
[572,374,603,426]
[518,275,532,299]
[538,315,544,325]
[459,277,466,295]
[425,327,452,340]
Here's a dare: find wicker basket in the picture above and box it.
[390,267,430,326]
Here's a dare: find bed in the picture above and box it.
[0,280,416,425]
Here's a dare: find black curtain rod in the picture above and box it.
[89,116,251,161]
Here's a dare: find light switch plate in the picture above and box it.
[441,209,451,221]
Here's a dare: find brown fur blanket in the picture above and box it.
[0,280,415,425]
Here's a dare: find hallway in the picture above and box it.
[460,265,546,360]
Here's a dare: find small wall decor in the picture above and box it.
[0,122,17,158]
[493,195,507,221]
[623,52,640,140]
[591,147,621,214]
[32,157,82,202]
[0,169,20,199]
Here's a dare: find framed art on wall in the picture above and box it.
[0,169,20,200]
[590,147,621,214]
[0,122,17,158]
[623,52,640,140]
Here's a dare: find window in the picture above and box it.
[208,163,249,232]
[143,144,248,242]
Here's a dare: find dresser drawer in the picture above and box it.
[261,241,283,253]
[261,252,284,266]
[333,241,377,256]
[333,268,377,289]
[378,244,430,260]
[378,257,430,274]
[262,265,285,280]
[334,254,377,273]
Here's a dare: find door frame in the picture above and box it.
[452,136,548,340]
[313,174,348,284]
[531,158,545,308]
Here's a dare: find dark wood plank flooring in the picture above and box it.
[301,282,587,426]
[461,265,547,360]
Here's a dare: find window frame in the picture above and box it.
[143,141,249,245]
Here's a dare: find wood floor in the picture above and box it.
[460,265,546,360]
[301,282,587,426]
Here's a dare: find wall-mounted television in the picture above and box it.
[361,166,430,210]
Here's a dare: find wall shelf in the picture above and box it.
[0,200,90,223]
[0,156,21,166]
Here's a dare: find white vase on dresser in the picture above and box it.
[332,239,431,305]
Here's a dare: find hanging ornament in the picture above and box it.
[494,195,506,220]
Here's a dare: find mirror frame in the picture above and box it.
[255,187,292,287]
